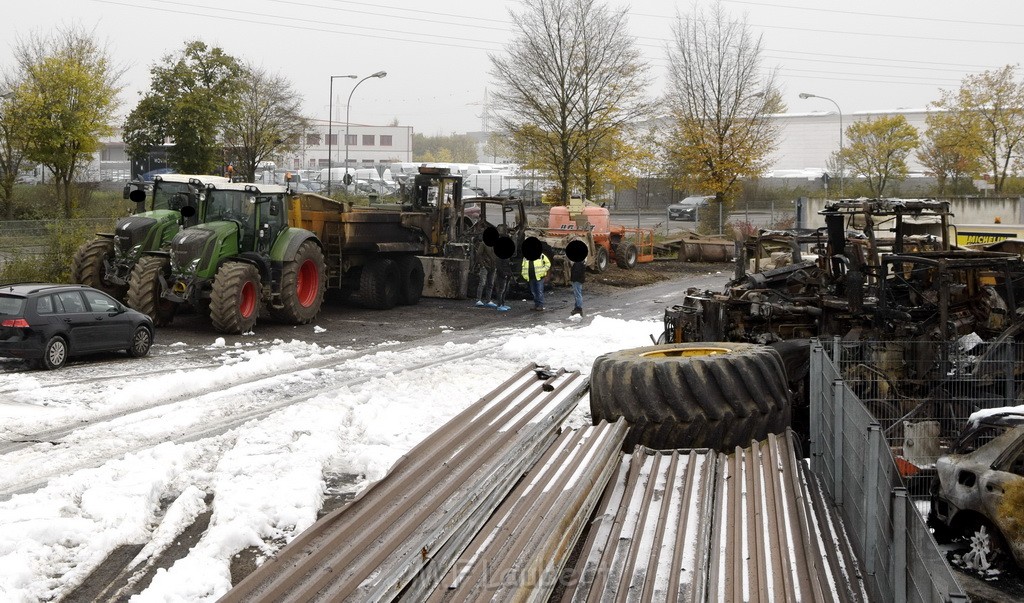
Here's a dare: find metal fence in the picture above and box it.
[0,219,114,250]
[809,339,967,603]
[819,337,1022,499]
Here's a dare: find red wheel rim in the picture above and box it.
[240,280,257,318]
[296,259,318,307]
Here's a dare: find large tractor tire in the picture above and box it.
[360,258,400,310]
[72,238,127,300]
[269,240,326,324]
[210,262,262,334]
[395,255,425,306]
[590,342,791,452]
[615,242,638,269]
[127,256,177,327]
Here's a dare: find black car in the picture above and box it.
[0,283,154,370]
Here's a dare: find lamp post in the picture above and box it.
[344,71,387,192]
[799,92,844,198]
[327,74,357,196]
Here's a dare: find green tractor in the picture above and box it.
[71,174,229,301]
[127,182,326,333]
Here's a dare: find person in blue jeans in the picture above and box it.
[570,259,585,316]
[565,239,589,317]
[492,230,516,312]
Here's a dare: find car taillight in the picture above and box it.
[1,318,29,328]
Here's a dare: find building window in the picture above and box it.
[363,135,375,146]
[362,160,375,166]
[380,135,393,146]
[345,134,357,145]
[326,134,338,146]
[306,134,321,146]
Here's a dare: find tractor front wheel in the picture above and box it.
[270,240,326,324]
[73,238,126,300]
[210,262,262,334]
[127,256,177,327]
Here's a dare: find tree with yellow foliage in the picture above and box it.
[664,2,783,234]
[838,115,919,197]
[932,65,1024,193]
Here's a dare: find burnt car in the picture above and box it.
[0,283,154,370]
[930,409,1024,574]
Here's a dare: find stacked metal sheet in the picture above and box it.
[418,420,629,602]
[220,363,588,603]
[564,432,869,603]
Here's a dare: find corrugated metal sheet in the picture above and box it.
[417,420,628,603]
[220,363,588,603]
[564,431,868,603]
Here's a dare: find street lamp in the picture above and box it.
[344,71,387,192]
[799,92,844,198]
[327,74,357,196]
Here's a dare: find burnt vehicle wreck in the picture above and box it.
[663,198,1024,441]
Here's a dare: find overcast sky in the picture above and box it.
[2,0,1020,136]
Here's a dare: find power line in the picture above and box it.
[91,0,506,51]
[723,0,1024,30]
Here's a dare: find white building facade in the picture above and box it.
[769,108,931,174]
[277,120,413,172]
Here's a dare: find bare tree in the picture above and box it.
[222,64,308,182]
[490,0,649,204]
[665,1,783,233]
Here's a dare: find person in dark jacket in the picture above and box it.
[565,239,589,317]
[492,227,516,312]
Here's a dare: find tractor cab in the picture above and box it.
[202,183,289,255]
[123,174,230,227]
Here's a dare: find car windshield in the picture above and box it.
[151,182,193,211]
[207,190,257,224]
[0,295,25,316]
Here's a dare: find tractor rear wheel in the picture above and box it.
[360,258,400,310]
[590,342,791,452]
[127,256,177,327]
[210,262,262,334]
[269,240,326,324]
[615,242,638,269]
[73,238,126,300]
[395,255,425,306]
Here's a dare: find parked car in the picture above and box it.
[667,195,714,221]
[464,186,488,198]
[496,188,545,205]
[929,409,1024,573]
[0,283,154,370]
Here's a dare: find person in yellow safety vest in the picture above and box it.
[520,251,551,312]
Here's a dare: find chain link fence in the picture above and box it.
[819,336,1022,500]
[809,339,968,603]
[0,219,115,279]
